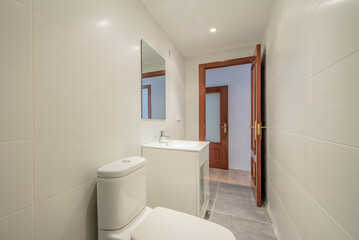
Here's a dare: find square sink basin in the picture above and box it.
[142,140,209,152]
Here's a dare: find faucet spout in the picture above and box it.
[160,130,170,143]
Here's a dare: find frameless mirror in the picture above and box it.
[141,40,166,119]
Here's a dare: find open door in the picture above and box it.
[250,44,265,207]
[206,86,228,169]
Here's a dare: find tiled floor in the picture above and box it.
[209,168,251,186]
[205,181,278,240]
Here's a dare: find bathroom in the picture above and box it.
[1,0,358,239]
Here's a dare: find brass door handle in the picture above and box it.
[257,123,266,140]
[219,123,227,133]
[249,121,267,141]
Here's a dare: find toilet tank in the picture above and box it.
[97,156,146,230]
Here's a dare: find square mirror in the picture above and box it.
[141,40,166,119]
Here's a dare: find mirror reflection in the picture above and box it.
[141,40,166,119]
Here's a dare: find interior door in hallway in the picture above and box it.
[250,44,264,207]
[206,86,228,169]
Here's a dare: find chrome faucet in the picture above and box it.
[160,130,170,143]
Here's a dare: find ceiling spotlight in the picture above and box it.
[98,20,109,27]
[209,28,217,33]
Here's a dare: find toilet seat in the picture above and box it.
[131,207,236,240]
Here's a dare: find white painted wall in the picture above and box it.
[206,65,251,171]
[0,0,184,239]
[263,0,359,239]
[184,45,256,141]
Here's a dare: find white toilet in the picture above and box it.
[97,156,236,240]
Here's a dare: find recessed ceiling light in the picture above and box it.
[98,20,109,27]
[209,27,217,33]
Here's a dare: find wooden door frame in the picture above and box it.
[141,85,152,119]
[199,56,254,141]
[142,70,165,78]
[199,53,266,207]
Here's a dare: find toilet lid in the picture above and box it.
[131,207,235,240]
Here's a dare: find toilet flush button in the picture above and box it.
[122,160,131,163]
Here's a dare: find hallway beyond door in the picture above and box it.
[209,168,251,186]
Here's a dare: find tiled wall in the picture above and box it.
[0,0,184,239]
[263,0,359,239]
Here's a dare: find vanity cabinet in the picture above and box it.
[141,141,209,218]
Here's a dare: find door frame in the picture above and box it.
[141,85,152,119]
[198,52,264,206]
[199,56,254,141]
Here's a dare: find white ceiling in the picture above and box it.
[141,0,274,57]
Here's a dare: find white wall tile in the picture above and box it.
[99,92,140,134]
[312,140,359,239]
[23,1,184,238]
[309,201,352,240]
[282,173,313,240]
[309,0,359,75]
[34,77,101,138]
[33,0,122,52]
[0,141,32,218]
[13,0,31,8]
[0,0,31,73]
[0,207,33,240]
[267,129,283,166]
[263,0,359,238]
[312,51,359,147]
[265,57,281,102]
[0,68,33,142]
[267,97,282,130]
[33,14,100,90]
[282,80,312,136]
[267,156,284,200]
[33,0,141,66]
[34,181,97,240]
[33,131,148,203]
[282,133,313,194]
[34,136,100,202]
[267,183,283,238]
[281,208,302,240]
[279,28,312,94]
[33,13,141,98]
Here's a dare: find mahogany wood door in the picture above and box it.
[206,86,228,169]
[250,44,264,207]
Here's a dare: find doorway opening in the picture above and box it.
[205,64,252,187]
[199,45,264,206]
[199,57,253,187]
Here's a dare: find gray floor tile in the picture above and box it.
[214,194,272,223]
[218,183,255,201]
[209,181,219,194]
[211,212,277,240]
[207,196,215,211]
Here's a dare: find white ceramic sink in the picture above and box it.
[142,140,209,152]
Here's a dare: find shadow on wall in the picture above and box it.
[63,183,98,240]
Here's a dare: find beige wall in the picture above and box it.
[184,45,255,140]
[263,0,359,239]
[0,0,184,239]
